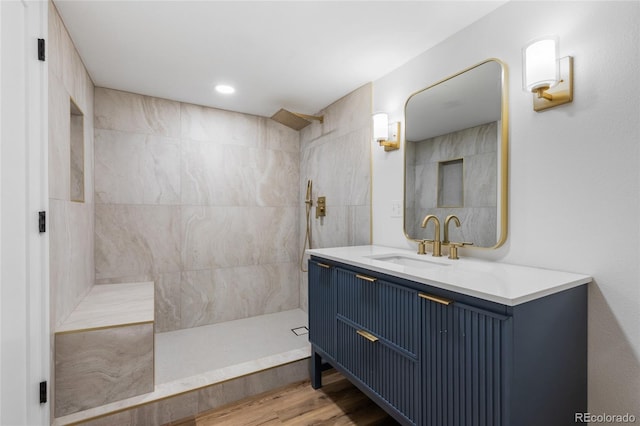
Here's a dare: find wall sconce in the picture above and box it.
[373,113,400,151]
[522,36,573,112]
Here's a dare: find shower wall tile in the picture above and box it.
[49,2,96,333]
[259,117,300,153]
[95,129,181,205]
[317,83,372,139]
[95,204,181,281]
[180,139,227,205]
[299,83,372,312]
[154,272,182,333]
[180,263,298,328]
[49,73,71,201]
[94,88,301,331]
[95,87,181,137]
[181,206,297,270]
[180,102,259,146]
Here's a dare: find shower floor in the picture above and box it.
[156,309,310,384]
[54,309,310,425]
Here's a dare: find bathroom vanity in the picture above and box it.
[307,245,590,426]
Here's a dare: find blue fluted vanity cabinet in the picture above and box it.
[308,256,587,426]
[336,268,419,424]
[420,294,509,426]
[308,260,336,360]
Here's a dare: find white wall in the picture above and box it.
[373,1,640,418]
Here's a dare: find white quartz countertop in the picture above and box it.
[57,282,154,333]
[306,245,591,306]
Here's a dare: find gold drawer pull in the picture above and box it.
[419,293,453,306]
[356,330,379,343]
[355,274,377,282]
[317,263,331,269]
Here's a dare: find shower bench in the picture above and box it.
[54,281,154,417]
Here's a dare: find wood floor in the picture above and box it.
[174,370,400,426]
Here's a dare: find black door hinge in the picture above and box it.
[39,381,47,404]
[38,39,45,61]
[38,211,46,233]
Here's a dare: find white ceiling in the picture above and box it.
[54,1,507,118]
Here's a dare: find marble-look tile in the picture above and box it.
[95,204,181,280]
[48,1,64,80]
[196,360,309,414]
[95,129,180,205]
[180,263,299,328]
[70,113,85,202]
[50,200,95,328]
[131,391,198,426]
[300,127,370,207]
[182,141,299,207]
[95,88,181,137]
[464,151,497,207]
[154,272,182,333]
[180,102,259,145]
[182,139,300,207]
[53,308,310,425]
[316,83,372,139]
[48,73,70,201]
[77,410,133,426]
[258,116,300,153]
[181,206,297,269]
[55,323,154,417]
[57,282,154,332]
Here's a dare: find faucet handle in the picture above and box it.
[448,242,474,260]
[417,239,433,255]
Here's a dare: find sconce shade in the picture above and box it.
[373,113,389,141]
[523,37,559,92]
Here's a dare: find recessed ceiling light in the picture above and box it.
[215,84,235,94]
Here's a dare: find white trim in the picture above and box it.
[0,0,49,424]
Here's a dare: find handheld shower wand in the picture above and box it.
[300,180,313,272]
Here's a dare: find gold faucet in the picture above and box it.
[420,215,442,257]
[443,215,460,245]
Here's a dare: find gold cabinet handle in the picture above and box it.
[356,330,379,342]
[355,274,377,282]
[419,293,453,306]
[317,262,331,269]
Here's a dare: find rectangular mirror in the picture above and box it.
[404,59,508,248]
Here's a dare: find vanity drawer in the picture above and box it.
[336,268,418,355]
[337,319,417,425]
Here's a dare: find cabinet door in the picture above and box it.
[420,293,510,426]
[337,320,418,425]
[308,260,336,357]
[337,268,418,356]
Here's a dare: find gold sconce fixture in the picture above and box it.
[522,36,573,112]
[373,113,400,151]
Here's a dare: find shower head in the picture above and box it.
[270,108,324,131]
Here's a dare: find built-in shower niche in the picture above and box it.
[70,99,84,202]
[437,158,463,208]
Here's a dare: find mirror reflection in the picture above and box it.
[404,59,507,248]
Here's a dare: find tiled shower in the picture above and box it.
[48,2,372,422]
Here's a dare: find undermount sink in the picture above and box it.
[366,253,449,269]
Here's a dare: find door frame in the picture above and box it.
[0,0,49,424]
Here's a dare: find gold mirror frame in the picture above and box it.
[403,58,508,249]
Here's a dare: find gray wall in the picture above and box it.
[299,84,372,312]
[93,88,300,332]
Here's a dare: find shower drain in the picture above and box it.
[291,326,309,336]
